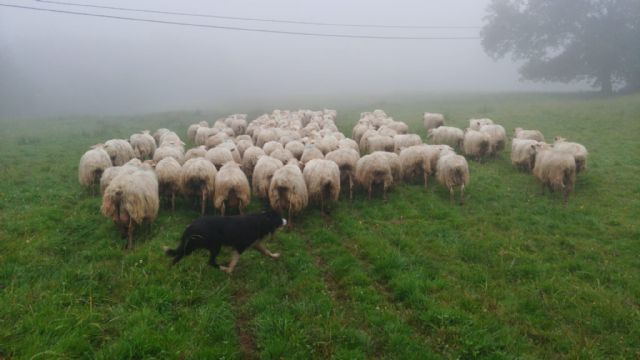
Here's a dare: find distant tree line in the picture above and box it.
[482,0,640,94]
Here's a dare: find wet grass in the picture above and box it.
[1,93,639,358]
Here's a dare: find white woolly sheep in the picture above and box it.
[387,121,408,134]
[155,156,182,211]
[195,127,217,146]
[269,164,309,226]
[356,152,393,200]
[180,158,217,215]
[129,131,156,160]
[428,126,464,150]
[436,152,470,205]
[101,167,159,248]
[352,123,370,144]
[284,140,305,160]
[553,136,588,173]
[256,128,280,147]
[218,140,242,163]
[463,129,491,161]
[533,144,576,203]
[79,144,112,193]
[104,139,136,166]
[99,159,145,195]
[205,147,234,170]
[300,144,324,165]
[338,138,360,153]
[159,131,182,146]
[398,145,432,189]
[514,127,545,142]
[393,134,422,154]
[303,159,340,213]
[241,146,265,178]
[184,145,207,162]
[480,124,507,155]
[424,113,445,132]
[252,156,284,200]
[511,138,540,172]
[153,128,171,144]
[205,132,230,149]
[316,135,339,155]
[153,141,185,164]
[214,162,251,216]
[365,135,395,153]
[236,139,253,158]
[469,118,494,130]
[325,148,360,200]
[263,141,284,155]
[230,117,247,136]
[270,148,295,164]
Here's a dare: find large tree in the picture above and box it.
[481,0,640,93]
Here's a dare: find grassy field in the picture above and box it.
[1,93,639,359]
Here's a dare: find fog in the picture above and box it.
[0,0,585,118]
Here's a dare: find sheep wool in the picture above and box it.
[104,139,136,166]
[356,152,393,200]
[214,162,251,216]
[79,144,112,191]
[511,138,540,172]
[252,156,284,199]
[269,164,309,226]
[303,159,341,213]
[553,136,588,173]
[428,126,464,150]
[423,113,445,132]
[436,152,470,205]
[533,144,576,203]
[463,129,491,161]
[155,156,182,211]
[241,146,266,178]
[129,130,156,160]
[514,127,545,142]
[180,158,217,214]
[325,148,360,200]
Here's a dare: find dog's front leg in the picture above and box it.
[220,250,241,274]
[254,242,280,259]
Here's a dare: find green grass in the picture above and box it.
[1,93,639,359]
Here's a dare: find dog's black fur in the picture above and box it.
[165,209,285,270]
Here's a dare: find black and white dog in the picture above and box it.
[164,209,287,274]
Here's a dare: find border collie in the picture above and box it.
[164,209,287,274]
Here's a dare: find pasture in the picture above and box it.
[0,93,639,359]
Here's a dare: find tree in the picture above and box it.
[481,0,640,94]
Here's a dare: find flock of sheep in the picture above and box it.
[78,109,588,247]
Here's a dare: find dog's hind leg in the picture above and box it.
[220,250,240,274]
[208,243,222,268]
[254,242,280,259]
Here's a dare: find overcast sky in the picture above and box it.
[0,0,585,117]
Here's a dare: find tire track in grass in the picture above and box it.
[228,280,258,360]
[299,213,441,359]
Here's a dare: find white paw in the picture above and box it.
[271,252,281,259]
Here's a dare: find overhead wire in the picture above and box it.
[0,3,481,40]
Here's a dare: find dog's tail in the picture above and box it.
[163,246,178,257]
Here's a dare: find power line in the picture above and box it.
[34,0,482,29]
[0,3,481,40]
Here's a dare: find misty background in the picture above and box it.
[0,0,586,118]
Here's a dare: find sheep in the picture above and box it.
[356,152,393,200]
[511,138,540,172]
[399,145,433,189]
[436,152,470,205]
[78,144,112,193]
[236,134,252,142]
[101,167,159,248]
[463,129,491,161]
[338,138,360,153]
[480,124,507,155]
[365,135,394,153]
[129,130,156,160]
[153,141,185,164]
[252,156,284,200]
[514,127,545,142]
[256,128,280,147]
[230,117,247,136]
[352,123,370,144]
[393,134,422,154]
[159,131,182,146]
[153,128,171,144]
[424,113,445,132]
[218,140,242,163]
[195,127,217,146]
[205,147,234,170]
[270,148,295,164]
[428,126,464,150]
[387,121,409,134]
[303,159,340,213]
[268,164,308,226]
[553,136,588,173]
[205,132,230,149]
[214,162,251,216]
[104,139,136,166]
[155,157,182,211]
[99,159,146,195]
[315,135,339,155]
[263,140,284,155]
[184,145,207,162]
[236,139,254,158]
[325,148,360,200]
[187,124,201,142]
[284,140,305,160]
[180,158,217,215]
[300,144,324,165]
[377,126,398,138]
[533,144,576,204]
[241,146,265,178]
[469,118,494,130]
[358,129,378,153]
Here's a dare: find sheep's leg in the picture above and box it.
[368,183,372,200]
[540,182,546,195]
[423,171,428,190]
[383,184,388,202]
[221,201,226,217]
[449,187,454,205]
[254,242,280,259]
[288,201,293,228]
[320,195,325,214]
[201,189,206,215]
[171,191,175,212]
[127,218,134,249]
[349,174,354,201]
[238,199,244,215]
[460,185,465,206]
[220,250,240,274]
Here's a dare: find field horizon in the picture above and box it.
[1,92,639,359]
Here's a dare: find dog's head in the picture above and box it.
[262,208,287,229]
